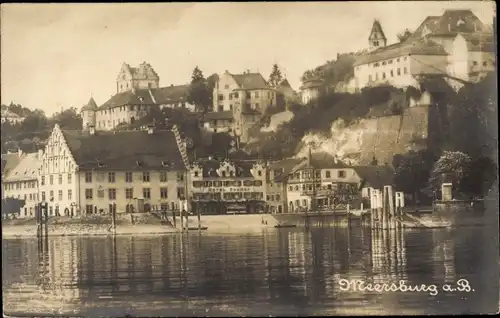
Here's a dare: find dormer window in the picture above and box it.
[161,161,171,168]
[96,159,106,168]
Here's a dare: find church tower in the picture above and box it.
[368,20,387,51]
[81,97,98,130]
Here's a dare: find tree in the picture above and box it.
[397,28,413,43]
[428,151,472,198]
[187,66,212,113]
[268,64,283,88]
[393,150,437,204]
[1,198,25,219]
[459,156,498,198]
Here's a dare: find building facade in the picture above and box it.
[81,62,194,132]
[2,152,41,217]
[353,10,495,91]
[267,153,395,213]
[299,77,325,104]
[38,124,189,216]
[205,70,279,143]
[188,159,267,214]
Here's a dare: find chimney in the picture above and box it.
[89,125,96,135]
[170,84,173,87]
[333,155,338,164]
[38,149,43,158]
[224,70,229,74]
[131,87,136,95]
[18,148,23,157]
[448,23,451,32]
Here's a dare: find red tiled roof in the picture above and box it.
[353,38,448,66]
[61,129,185,171]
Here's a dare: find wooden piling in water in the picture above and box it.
[111,206,116,233]
[197,206,201,231]
[172,208,177,228]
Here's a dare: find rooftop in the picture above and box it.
[61,129,185,171]
[203,111,234,121]
[193,159,259,178]
[98,85,189,110]
[3,152,40,182]
[1,152,23,176]
[353,165,394,189]
[230,72,270,90]
[354,37,448,66]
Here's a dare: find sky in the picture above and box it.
[1,1,495,115]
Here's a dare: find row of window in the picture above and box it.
[84,171,184,183]
[218,91,275,101]
[288,183,358,193]
[41,189,72,202]
[192,192,264,201]
[471,60,489,67]
[5,193,39,201]
[368,67,408,82]
[41,173,72,186]
[84,187,185,200]
[4,180,37,190]
[289,169,347,180]
[216,102,262,112]
[373,56,408,68]
[266,194,281,202]
[192,180,264,188]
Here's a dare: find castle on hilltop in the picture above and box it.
[353,9,495,91]
[300,9,495,101]
[81,62,193,131]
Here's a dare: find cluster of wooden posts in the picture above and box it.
[369,185,405,230]
[170,208,203,231]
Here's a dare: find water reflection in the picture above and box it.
[2,225,499,316]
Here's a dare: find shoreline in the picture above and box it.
[1,223,179,239]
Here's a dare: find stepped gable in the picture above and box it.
[61,129,185,171]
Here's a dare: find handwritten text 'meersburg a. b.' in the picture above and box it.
[338,279,474,296]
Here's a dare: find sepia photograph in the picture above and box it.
[1,1,498,316]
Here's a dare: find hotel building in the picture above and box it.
[188,158,267,214]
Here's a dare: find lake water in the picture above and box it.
[2,225,499,316]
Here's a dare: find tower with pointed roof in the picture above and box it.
[368,20,387,51]
[81,97,98,130]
